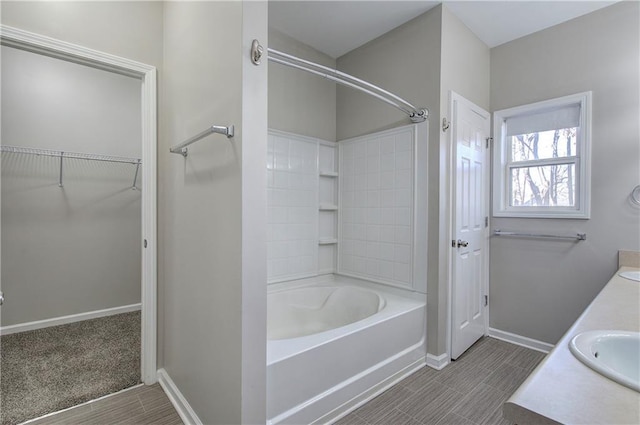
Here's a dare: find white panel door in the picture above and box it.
[451,93,490,360]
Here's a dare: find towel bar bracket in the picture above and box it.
[170,124,234,157]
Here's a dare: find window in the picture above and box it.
[493,92,592,218]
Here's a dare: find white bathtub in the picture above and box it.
[267,275,426,425]
[268,285,385,340]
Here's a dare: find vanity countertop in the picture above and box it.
[503,266,640,425]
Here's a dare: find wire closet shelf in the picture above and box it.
[1,145,142,189]
[267,47,428,124]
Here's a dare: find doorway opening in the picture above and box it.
[0,26,157,425]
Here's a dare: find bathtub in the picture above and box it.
[267,275,426,425]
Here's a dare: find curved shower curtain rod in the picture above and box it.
[267,48,428,123]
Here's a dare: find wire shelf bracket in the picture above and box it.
[169,124,234,157]
[132,159,142,190]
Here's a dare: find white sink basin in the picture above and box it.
[569,330,640,392]
[619,271,640,282]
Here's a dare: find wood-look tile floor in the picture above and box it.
[25,384,183,425]
[24,337,543,425]
[336,337,546,425]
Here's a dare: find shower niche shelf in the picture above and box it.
[318,141,338,274]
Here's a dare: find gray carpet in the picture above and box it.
[0,311,141,425]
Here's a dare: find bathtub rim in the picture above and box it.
[267,274,426,366]
[267,273,425,301]
[267,285,387,341]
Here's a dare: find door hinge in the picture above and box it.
[485,216,489,228]
[484,295,488,307]
[144,239,148,248]
[486,137,493,148]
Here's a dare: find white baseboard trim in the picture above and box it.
[157,368,203,425]
[426,352,450,370]
[0,303,142,336]
[489,328,554,353]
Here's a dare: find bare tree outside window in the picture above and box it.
[493,92,591,218]
[509,128,577,207]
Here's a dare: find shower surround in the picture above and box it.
[267,125,427,291]
[266,124,428,423]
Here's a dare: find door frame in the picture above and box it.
[446,91,491,360]
[0,25,158,384]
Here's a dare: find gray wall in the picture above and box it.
[336,5,491,357]
[2,4,268,423]
[439,5,490,114]
[2,3,268,422]
[162,3,242,422]
[336,7,441,142]
[0,1,165,329]
[161,2,267,423]
[336,8,441,355]
[1,0,165,345]
[437,5,491,355]
[268,28,336,141]
[1,46,142,326]
[489,1,640,344]
[0,1,163,67]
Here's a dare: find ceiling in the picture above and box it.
[269,1,618,58]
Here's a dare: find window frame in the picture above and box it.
[492,92,592,219]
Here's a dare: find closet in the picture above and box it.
[0,45,143,425]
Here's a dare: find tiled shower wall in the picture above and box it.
[267,126,418,289]
[339,126,415,289]
[267,132,319,282]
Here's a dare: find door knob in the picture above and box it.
[457,239,469,248]
[0,291,4,306]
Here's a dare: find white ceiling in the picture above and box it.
[269,1,619,58]
[444,1,618,48]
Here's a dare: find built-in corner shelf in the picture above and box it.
[319,238,338,245]
[318,143,338,274]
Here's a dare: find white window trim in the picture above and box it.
[493,92,592,219]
